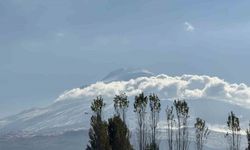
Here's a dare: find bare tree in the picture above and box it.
[134,93,148,150]
[246,122,250,150]
[225,111,241,150]
[194,118,210,150]
[166,105,175,150]
[174,99,190,150]
[148,93,161,150]
[113,93,129,123]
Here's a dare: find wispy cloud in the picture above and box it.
[184,22,195,32]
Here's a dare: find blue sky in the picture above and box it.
[1,0,250,117]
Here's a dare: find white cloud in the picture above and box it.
[56,74,250,108]
[184,22,195,32]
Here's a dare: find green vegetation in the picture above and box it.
[86,93,249,150]
[87,96,111,150]
[113,93,129,123]
[108,116,133,150]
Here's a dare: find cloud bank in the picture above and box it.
[56,74,250,108]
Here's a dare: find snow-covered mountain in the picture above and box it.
[102,68,154,82]
[1,68,250,149]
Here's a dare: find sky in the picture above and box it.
[1,0,250,118]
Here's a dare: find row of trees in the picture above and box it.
[86,96,133,150]
[86,92,250,150]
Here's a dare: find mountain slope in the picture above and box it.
[1,70,250,149]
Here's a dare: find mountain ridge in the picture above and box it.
[1,69,250,149]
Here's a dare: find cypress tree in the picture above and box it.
[108,116,133,150]
[86,115,111,150]
[86,96,111,150]
[90,96,105,118]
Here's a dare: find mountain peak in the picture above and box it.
[102,68,154,82]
